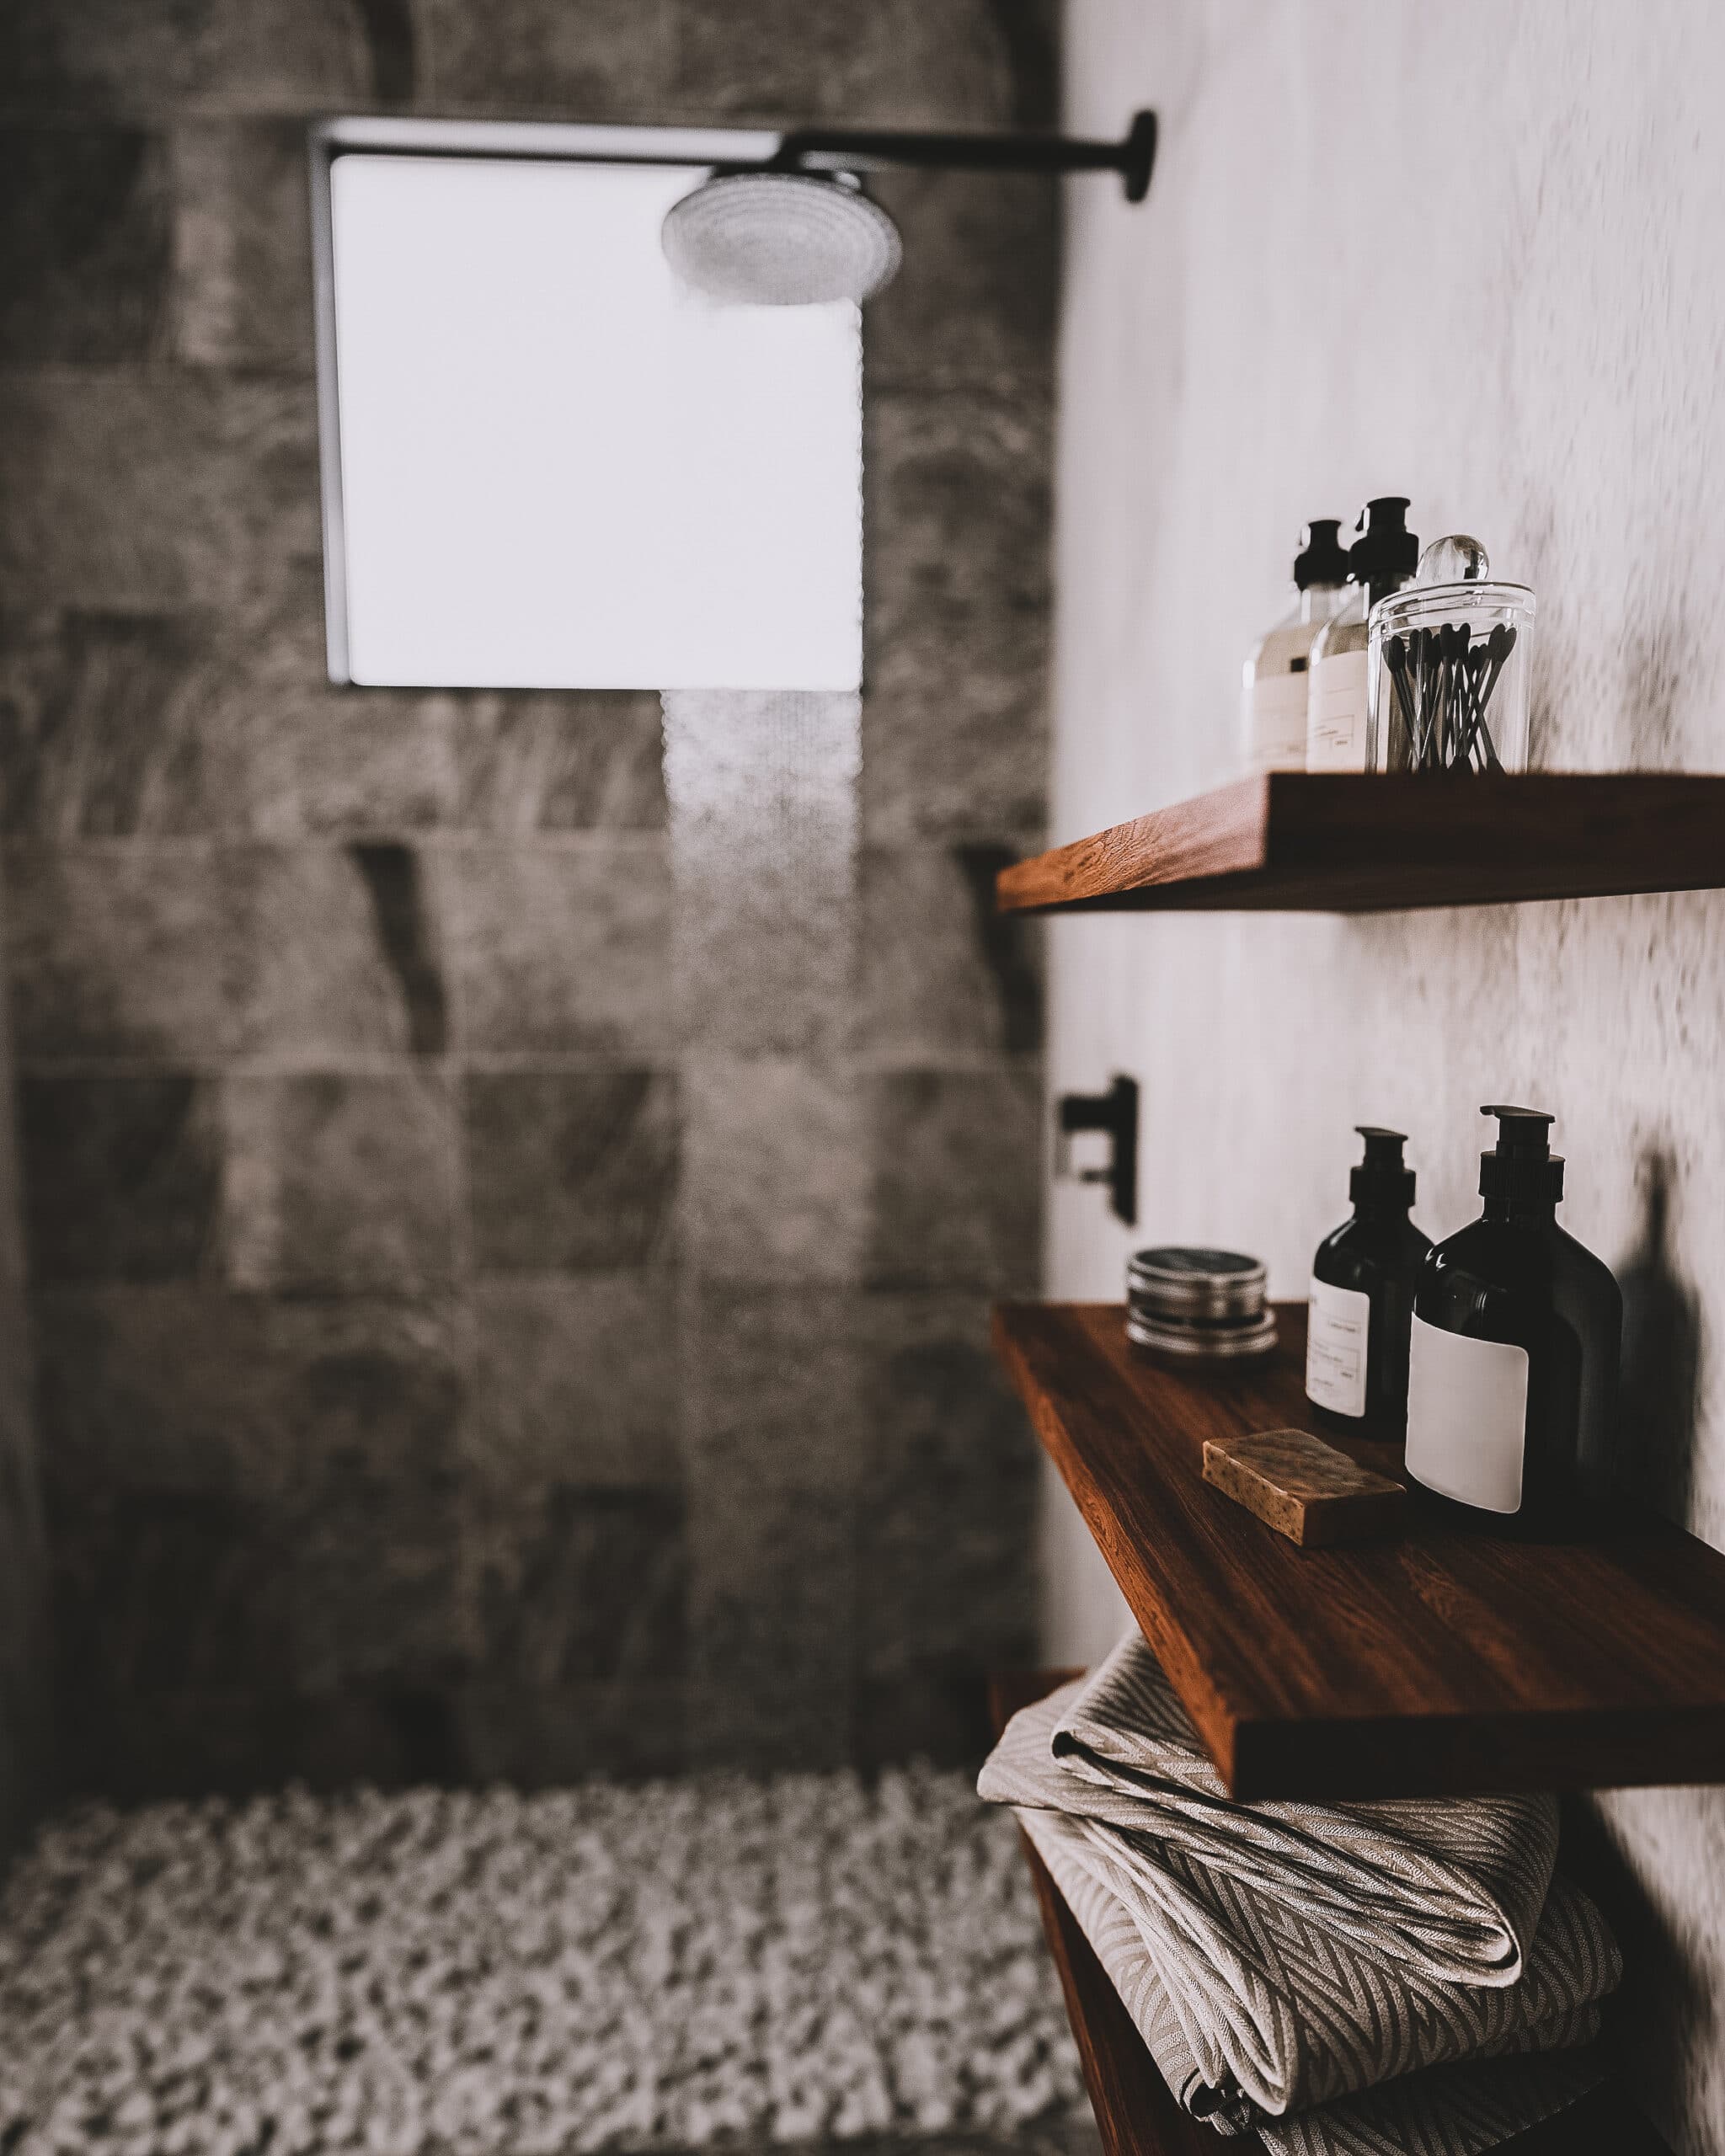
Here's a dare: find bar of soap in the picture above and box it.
[1202,1428,1407,1548]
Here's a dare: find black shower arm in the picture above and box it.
[769,109,1156,203]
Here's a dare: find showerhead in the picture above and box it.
[661,170,903,307]
[660,112,1154,307]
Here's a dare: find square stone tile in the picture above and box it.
[242,693,459,839]
[451,1680,686,1785]
[48,1488,296,1703]
[868,392,1053,622]
[237,843,448,1058]
[223,1071,457,1291]
[865,171,1058,391]
[0,372,318,613]
[264,1297,467,1695]
[61,1690,465,1811]
[424,0,670,113]
[56,1688,307,1805]
[33,1285,275,1502]
[690,1283,863,1493]
[690,1479,855,1771]
[0,0,412,114]
[291,1690,469,1792]
[683,1054,866,1284]
[4,843,242,1060]
[867,1065,1041,1289]
[862,389,1052,845]
[0,607,248,839]
[685,1286,860,1769]
[465,1275,680,1494]
[854,1293,1039,1764]
[290,1480,465,1696]
[465,1070,679,1273]
[466,1485,684,1689]
[227,581,460,838]
[0,124,168,361]
[686,1467,856,1772]
[55,1681,465,1802]
[859,844,1043,1059]
[32,1286,463,1510]
[672,0,1055,126]
[444,841,671,1055]
[18,1072,222,1283]
[452,691,665,833]
[263,1293,465,1499]
[169,118,313,369]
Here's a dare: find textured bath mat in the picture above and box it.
[0,1766,1084,2155]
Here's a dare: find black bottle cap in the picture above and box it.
[1478,1104,1565,1205]
[1350,1124,1415,1208]
[1293,520,1348,590]
[1348,496,1418,587]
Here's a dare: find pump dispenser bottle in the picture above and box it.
[1242,520,1350,772]
[1405,1107,1622,1537]
[1306,1128,1431,1441]
[1306,498,1418,771]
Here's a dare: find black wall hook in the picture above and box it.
[1055,1075,1139,1227]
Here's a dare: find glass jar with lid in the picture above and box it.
[1368,536,1535,774]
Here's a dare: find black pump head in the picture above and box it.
[1479,1104,1564,1206]
[1348,496,1418,590]
[1350,1124,1415,1208]
[1294,519,1348,590]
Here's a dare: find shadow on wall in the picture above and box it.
[1563,1146,1710,2139]
[1612,1146,1702,1527]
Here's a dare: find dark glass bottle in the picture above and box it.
[1405,1106,1622,1538]
[1306,1127,1431,1442]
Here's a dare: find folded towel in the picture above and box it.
[980,1634,1621,2142]
[982,1635,1558,1988]
[1027,1804,1605,2156]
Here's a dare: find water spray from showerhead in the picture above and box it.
[661,111,1155,307]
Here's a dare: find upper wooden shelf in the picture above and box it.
[995,1301,1725,1801]
[995,772,1725,915]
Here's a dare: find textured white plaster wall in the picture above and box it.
[1047,3,1725,2147]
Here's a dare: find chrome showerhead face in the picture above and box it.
[661,170,903,307]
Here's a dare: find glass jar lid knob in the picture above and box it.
[1418,533,1489,584]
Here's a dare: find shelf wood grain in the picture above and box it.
[993,1303,1725,1801]
[995,772,1725,914]
[990,1670,1669,2156]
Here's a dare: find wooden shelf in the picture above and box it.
[994,1303,1725,1801]
[994,772,1725,914]
[990,1669,1669,2156]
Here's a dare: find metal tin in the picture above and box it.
[1124,1310,1279,1360]
[1125,1245,1275,1361]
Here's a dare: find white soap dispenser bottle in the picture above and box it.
[1241,520,1349,772]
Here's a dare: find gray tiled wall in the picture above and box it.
[0,0,1055,1795]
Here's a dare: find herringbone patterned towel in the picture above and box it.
[980,1634,1620,2153]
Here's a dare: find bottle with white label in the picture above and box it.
[1405,1106,1623,1539]
[1242,521,1349,771]
[1306,1126,1430,1441]
[1306,497,1418,771]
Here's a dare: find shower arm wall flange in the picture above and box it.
[767,110,1157,204]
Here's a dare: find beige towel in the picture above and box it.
[980,1634,1620,2153]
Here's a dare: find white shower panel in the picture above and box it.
[326,154,862,691]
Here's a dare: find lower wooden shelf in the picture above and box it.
[995,1301,1725,1800]
[990,1669,1669,2156]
